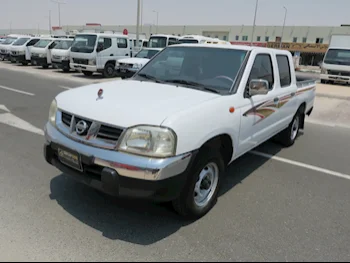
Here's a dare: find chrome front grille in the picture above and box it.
[58,111,124,147]
[119,63,133,68]
[11,51,17,55]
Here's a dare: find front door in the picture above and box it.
[96,37,113,69]
[237,53,281,155]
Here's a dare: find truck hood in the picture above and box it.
[30,47,47,55]
[118,57,149,65]
[51,49,70,57]
[56,79,220,128]
[10,45,25,52]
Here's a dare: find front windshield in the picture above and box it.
[2,37,17,45]
[34,39,52,48]
[324,49,350,66]
[134,46,248,94]
[135,49,160,59]
[53,40,73,50]
[148,37,167,48]
[70,35,97,53]
[13,38,30,46]
[178,39,199,44]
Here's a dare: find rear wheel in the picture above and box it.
[83,71,93,76]
[172,148,224,219]
[22,61,28,66]
[276,109,302,147]
[320,79,326,84]
[103,63,116,78]
[42,65,49,69]
[63,68,70,73]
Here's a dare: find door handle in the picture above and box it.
[125,54,129,56]
[110,54,113,56]
[273,97,279,103]
[291,92,296,97]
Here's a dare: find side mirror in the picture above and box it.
[248,79,269,97]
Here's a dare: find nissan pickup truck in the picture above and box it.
[44,44,316,219]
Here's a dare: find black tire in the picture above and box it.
[276,109,303,147]
[63,68,70,73]
[22,61,28,66]
[172,148,225,219]
[83,71,93,76]
[42,65,49,69]
[320,79,326,84]
[103,63,116,78]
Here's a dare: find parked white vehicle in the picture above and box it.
[129,38,149,57]
[9,37,41,65]
[320,34,350,85]
[116,47,163,78]
[51,39,74,72]
[69,33,130,78]
[44,44,315,219]
[30,38,62,68]
[148,34,179,48]
[178,35,219,44]
[0,34,24,61]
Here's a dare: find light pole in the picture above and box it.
[51,0,66,27]
[250,0,258,46]
[49,10,52,35]
[280,6,287,49]
[136,0,141,49]
[153,10,159,34]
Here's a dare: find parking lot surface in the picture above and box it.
[1,65,350,261]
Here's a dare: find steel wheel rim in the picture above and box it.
[194,162,219,208]
[291,115,299,141]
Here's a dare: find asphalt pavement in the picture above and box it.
[1,67,350,261]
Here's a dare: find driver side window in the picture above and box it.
[97,37,112,51]
[247,54,274,90]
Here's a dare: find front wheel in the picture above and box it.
[42,65,49,69]
[103,63,116,78]
[22,61,28,66]
[172,149,225,219]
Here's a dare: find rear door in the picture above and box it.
[274,54,298,129]
[116,37,130,58]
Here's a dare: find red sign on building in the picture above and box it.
[230,41,267,47]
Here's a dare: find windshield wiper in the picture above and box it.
[164,79,220,94]
[137,73,164,83]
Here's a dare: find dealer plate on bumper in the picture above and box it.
[58,147,83,172]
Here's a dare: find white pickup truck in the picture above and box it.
[44,44,315,219]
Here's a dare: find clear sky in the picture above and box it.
[1,0,350,30]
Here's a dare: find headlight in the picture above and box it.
[117,126,177,158]
[89,59,96,65]
[39,54,46,58]
[321,67,327,74]
[132,63,142,69]
[115,62,120,68]
[62,56,69,60]
[48,99,57,127]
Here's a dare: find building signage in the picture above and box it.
[231,41,267,47]
[267,42,329,53]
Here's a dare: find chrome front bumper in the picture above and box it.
[44,122,193,181]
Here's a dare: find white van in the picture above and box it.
[321,34,350,85]
[51,39,74,72]
[10,37,41,65]
[148,34,179,48]
[30,38,59,68]
[69,33,130,77]
[0,34,25,61]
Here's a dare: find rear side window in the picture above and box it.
[117,38,128,48]
[27,39,40,46]
[276,55,291,87]
[248,54,274,90]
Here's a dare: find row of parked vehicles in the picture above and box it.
[0,33,230,79]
